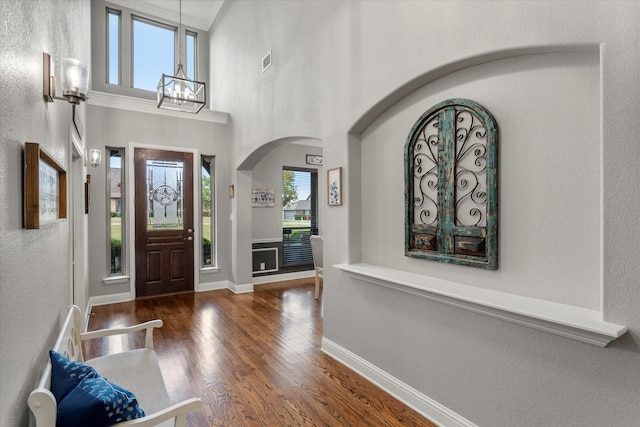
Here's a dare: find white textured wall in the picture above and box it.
[0,1,90,426]
[210,1,640,425]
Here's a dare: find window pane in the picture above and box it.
[146,160,184,230]
[282,169,314,267]
[108,148,125,276]
[107,10,120,85]
[133,18,175,92]
[201,156,214,267]
[186,31,196,81]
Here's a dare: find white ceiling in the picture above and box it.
[108,0,225,31]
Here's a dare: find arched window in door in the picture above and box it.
[405,99,498,269]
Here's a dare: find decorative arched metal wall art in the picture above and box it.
[405,99,498,269]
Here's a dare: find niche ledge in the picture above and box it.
[335,263,627,347]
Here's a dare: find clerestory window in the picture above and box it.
[92,1,204,99]
[405,99,498,269]
[132,16,176,92]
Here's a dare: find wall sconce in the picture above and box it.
[43,52,89,104]
[88,149,102,168]
[43,53,55,102]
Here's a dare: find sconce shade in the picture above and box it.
[61,58,89,104]
[88,149,102,167]
[157,64,206,114]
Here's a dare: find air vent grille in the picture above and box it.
[262,50,272,72]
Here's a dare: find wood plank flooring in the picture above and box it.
[85,278,437,427]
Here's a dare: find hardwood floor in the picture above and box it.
[85,278,437,427]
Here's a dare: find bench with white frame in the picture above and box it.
[28,305,203,427]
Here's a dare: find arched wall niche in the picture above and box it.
[347,44,598,135]
[345,44,602,308]
[237,136,322,171]
[233,135,323,286]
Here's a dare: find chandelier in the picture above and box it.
[157,0,206,113]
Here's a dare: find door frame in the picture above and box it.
[70,126,86,312]
[126,142,200,299]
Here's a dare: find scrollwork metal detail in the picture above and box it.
[454,109,487,227]
[405,98,497,269]
[413,117,439,225]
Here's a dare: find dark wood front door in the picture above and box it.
[135,148,194,298]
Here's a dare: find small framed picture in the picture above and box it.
[252,189,275,208]
[23,142,67,228]
[306,154,323,165]
[327,167,342,206]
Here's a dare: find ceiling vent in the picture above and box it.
[262,50,272,72]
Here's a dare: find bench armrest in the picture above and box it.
[80,320,163,349]
[114,398,203,427]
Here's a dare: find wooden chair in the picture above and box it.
[310,235,323,299]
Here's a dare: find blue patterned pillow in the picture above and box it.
[49,350,98,402]
[49,350,145,427]
[56,376,145,427]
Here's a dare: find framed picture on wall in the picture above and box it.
[306,154,323,165]
[23,142,67,229]
[252,189,275,207]
[327,167,342,206]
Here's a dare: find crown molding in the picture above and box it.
[88,91,229,124]
[106,0,223,31]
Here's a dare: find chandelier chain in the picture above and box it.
[178,0,183,67]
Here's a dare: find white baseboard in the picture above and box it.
[253,270,315,285]
[321,338,477,427]
[229,282,254,294]
[85,273,313,319]
[85,292,132,330]
[197,280,230,292]
[87,292,132,311]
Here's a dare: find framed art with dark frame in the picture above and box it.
[24,142,67,229]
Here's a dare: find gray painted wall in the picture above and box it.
[2,1,639,426]
[251,142,323,241]
[0,1,91,426]
[361,51,601,309]
[84,105,232,297]
[210,1,640,425]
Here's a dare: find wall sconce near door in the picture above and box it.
[43,52,89,104]
[88,149,102,168]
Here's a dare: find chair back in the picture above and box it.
[310,235,323,269]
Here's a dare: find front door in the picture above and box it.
[134,148,194,298]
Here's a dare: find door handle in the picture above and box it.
[187,228,194,233]
[185,236,193,241]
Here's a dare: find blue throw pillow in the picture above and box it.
[49,350,98,402]
[56,376,145,427]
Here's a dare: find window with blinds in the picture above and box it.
[282,168,318,267]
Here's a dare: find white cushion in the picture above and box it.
[86,349,173,427]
